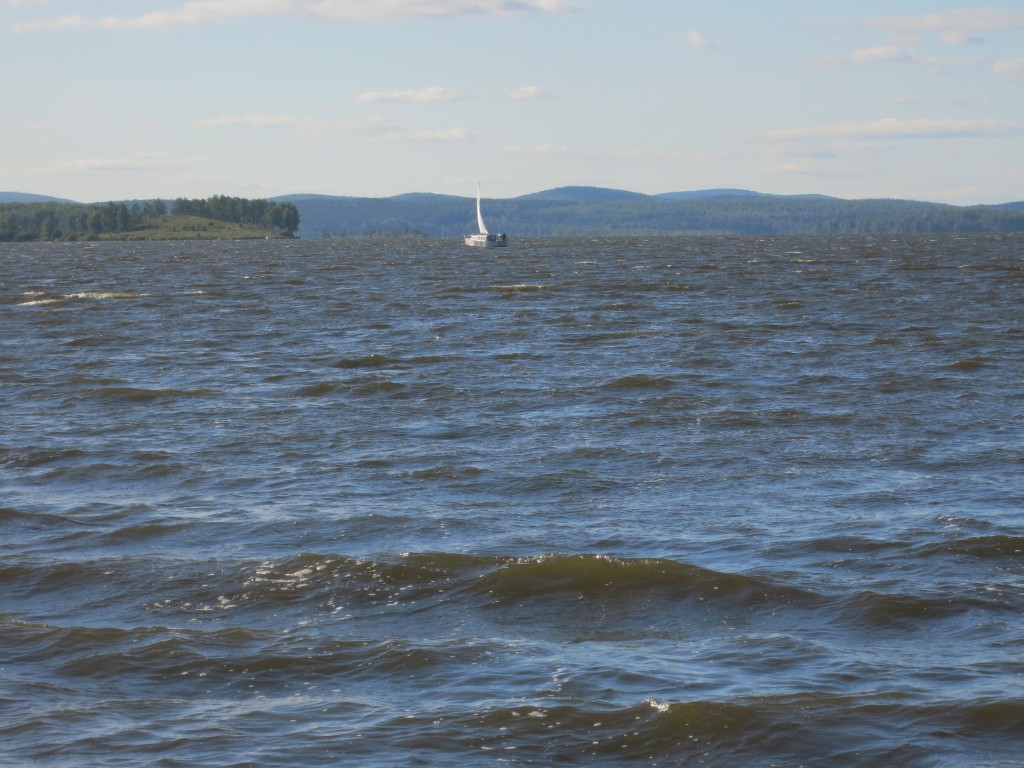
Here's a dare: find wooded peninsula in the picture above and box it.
[0,196,300,241]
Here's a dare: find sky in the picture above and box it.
[3,1,1024,204]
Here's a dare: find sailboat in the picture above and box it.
[464,183,508,248]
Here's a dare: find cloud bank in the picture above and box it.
[684,31,713,49]
[765,117,1020,141]
[357,86,462,104]
[814,44,916,68]
[993,58,1024,79]
[865,10,1024,34]
[199,112,475,144]
[13,0,577,32]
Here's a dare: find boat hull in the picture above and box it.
[464,233,508,248]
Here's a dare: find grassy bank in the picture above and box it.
[99,215,283,240]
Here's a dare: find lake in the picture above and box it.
[2,234,1022,766]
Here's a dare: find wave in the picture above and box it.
[602,374,677,390]
[332,354,398,369]
[339,376,407,395]
[949,356,987,371]
[4,618,391,681]
[409,464,487,480]
[837,589,1017,628]
[5,658,1020,768]
[546,695,1024,765]
[797,533,1024,562]
[7,546,1020,625]
[469,553,815,608]
[15,291,149,307]
[81,386,220,402]
[5,550,1024,766]
[63,336,119,347]
[918,535,1024,559]
[16,297,63,307]
[1,445,87,468]
[99,521,191,543]
[65,291,149,301]
[294,381,343,396]
[1,552,816,619]
[487,283,547,294]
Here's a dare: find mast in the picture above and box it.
[476,182,489,235]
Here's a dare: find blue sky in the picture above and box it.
[4,1,1024,203]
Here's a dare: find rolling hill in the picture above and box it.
[0,192,77,204]
[272,187,1024,238]
[5,188,1024,238]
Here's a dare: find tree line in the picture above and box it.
[0,196,299,241]
[286,194,1024,238]
[0,200,168,241]
[171,195,299,235]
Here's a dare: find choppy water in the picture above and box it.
[2,235,1023,766]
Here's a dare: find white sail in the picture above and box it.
[464,182,506,247]
[476,183,489,235]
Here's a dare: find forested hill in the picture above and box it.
[4,188,1024,239]
[275,188,1024,238]
[0,196,298,241]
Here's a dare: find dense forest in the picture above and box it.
[172,195,299,235]
[0,196,298,241]
[0,199,168,241]
[278,190,1024,238]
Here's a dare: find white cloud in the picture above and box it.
[939,31,983,47]
[62,152,201,174]
[763,161,822,175]
[993,58,1024,79]
[357,86,462,103]
[13,0,577,32]
[506,85,555,100]
[347,115,473,143]
[353,84,551,103]
[200,112,474,144]
[865,10,1024,34]
[502,144,681,164]
[815,45,915,68]
[765,117,1020,141]
[402,126,473,142]
[504,144,573,155]
[199,114,305,128]
[684,31,712,49]
[849,45,911,63]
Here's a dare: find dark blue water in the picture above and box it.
[2,235,1023,766]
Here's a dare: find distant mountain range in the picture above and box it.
[510,186,839,203]
[5,187,1024,236]
[0,191,77,204]
[272,187,1024,237]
